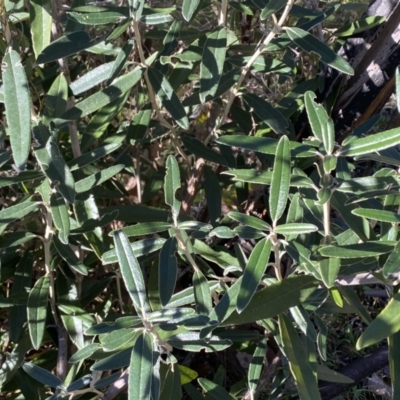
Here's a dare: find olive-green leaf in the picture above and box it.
[334,16,385,37]
[36,31,102,65]
[304,91,335,154]
[182,0,200,21]
[286,27,354,75]
[53,235,88,275]
[114,230,150,317]
[389,332,400,398]
[319,257,340,288]
[279,314,321,400]
[27,275,50,350]
[319,242,395,258]
[269,135,291,224]
[3,49,31,171]
[237,238,271,313]
[159,236,178,307]
[22,362,63,388]
[69,343,100,363]
[0,201,39,226]
[200,27,227,103]
[340,126,400,157]
[112,222,172,237]
[164,155,181,219]
[274,223,318,235]
[147,67,189,129]
[198,378,234,400]
[383,242,400,277]
[193,269,212,316]
[75,164,124,194]
[352,208,400,223]
[228,212,270,231]
[51,192,70,244]
[128,332,153,400]
[248,337,267,394]
[243,93,289,134]
[30,0,52,61]
[357,290,400,350]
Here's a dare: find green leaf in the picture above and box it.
[223,276,316,325]
[2,49,31,171]
[85,316,142,335]
[269,135,291,224]
[101,328,140,352]
[127,105,152,143]
[243,93,288,134]
[68,10,127,25]
[43,73,68,124]
[53,235,88,275]
[340,126,400,156]
[36,31,102,64]
[112,222,172,237]
[334,16,385,37]
[198,378,234,400]
[279,313,321,400]
[200,27,227,103]
[304,91,335,153]
[56,66,144,126]
[389,332,400,398]
[50,192,70,245]
[261,0,287,20]
[248,337,266,394]
[147,68,189,129]
[228,211,270,231]
[352,208,400,223]
[274,223,318,235]
[0,201,39,226]
[357,290,400,349]
[316,363,354,384]
[286,27,354,75]
[114,230,150,317]
[168,332,232,352]
[319,257,340,288]
[140,12,173,25]
[67,143,122,171]
[22,362,63,388]
[27,275,50,350]
[319,242,395,258]
[91,348,132,371]
[383,242,400,277]
[164,155,181,219]
[33,124,76,204]
[128,332,153,400]
[193,269,212,316]
[290,305,317,342]
[181,136,228,166]
[182,0,200,21]
[75,164,124,194]
[69,343,100,363]
[237,238,272,313]
[159,236,178,307]
[30,0,52,61]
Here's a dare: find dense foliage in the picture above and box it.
[1,0,400,399]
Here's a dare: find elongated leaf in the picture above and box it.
[193,269,212,316]
[319,257,340,288]
[101,328,139,352]
[85,316,142,335]
[43,73,68,124]
[30,0,52,61]
[200,27,227,103]
[22,362,63,388]
[36,31,102,65]
[352,208,400,223]
[269,135,291,224]
[91,348,132,371]
[290,306,317,342]
[168,332,232,352]
[113,222,172,237]
[383,242,400,277]
[274,223,318,235]
[3,49,31,171]
[182,0,200,21]
[159,236,178,307]
[51,192,70,244]
[0,201,39,226]
[248,337,266,394]
[357,290,400,349]
[114,230,150,317]
[67,143,122,171]
[56,66,144,126]
[27,275,50,350]
[319,242,395,258]
[33,124,75,203]
[340,126,400,156]
[129,332,153,400]
[237,238,271,313]
[75,164,124,194]
[279,314,321,400]
[223,276,316,325]
[286,27,354,75]
[198,378,234,400]
[164,155,181,219]
[334,16,385,37]
[243,93,288,134]
[70,62,114,95]
[304,91,334,153]
[53,235,88,275]
[228,211,270,231]
[68,10,127,25]
[261,0,287,20]
[69,343,100,363]
[147,68,189,129]
[389,332,400,398]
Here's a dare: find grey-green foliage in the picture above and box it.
[0,1,398,400]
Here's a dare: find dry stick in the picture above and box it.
[103,369,129,400]
[219,0,229,26]
[219,0,295,128]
